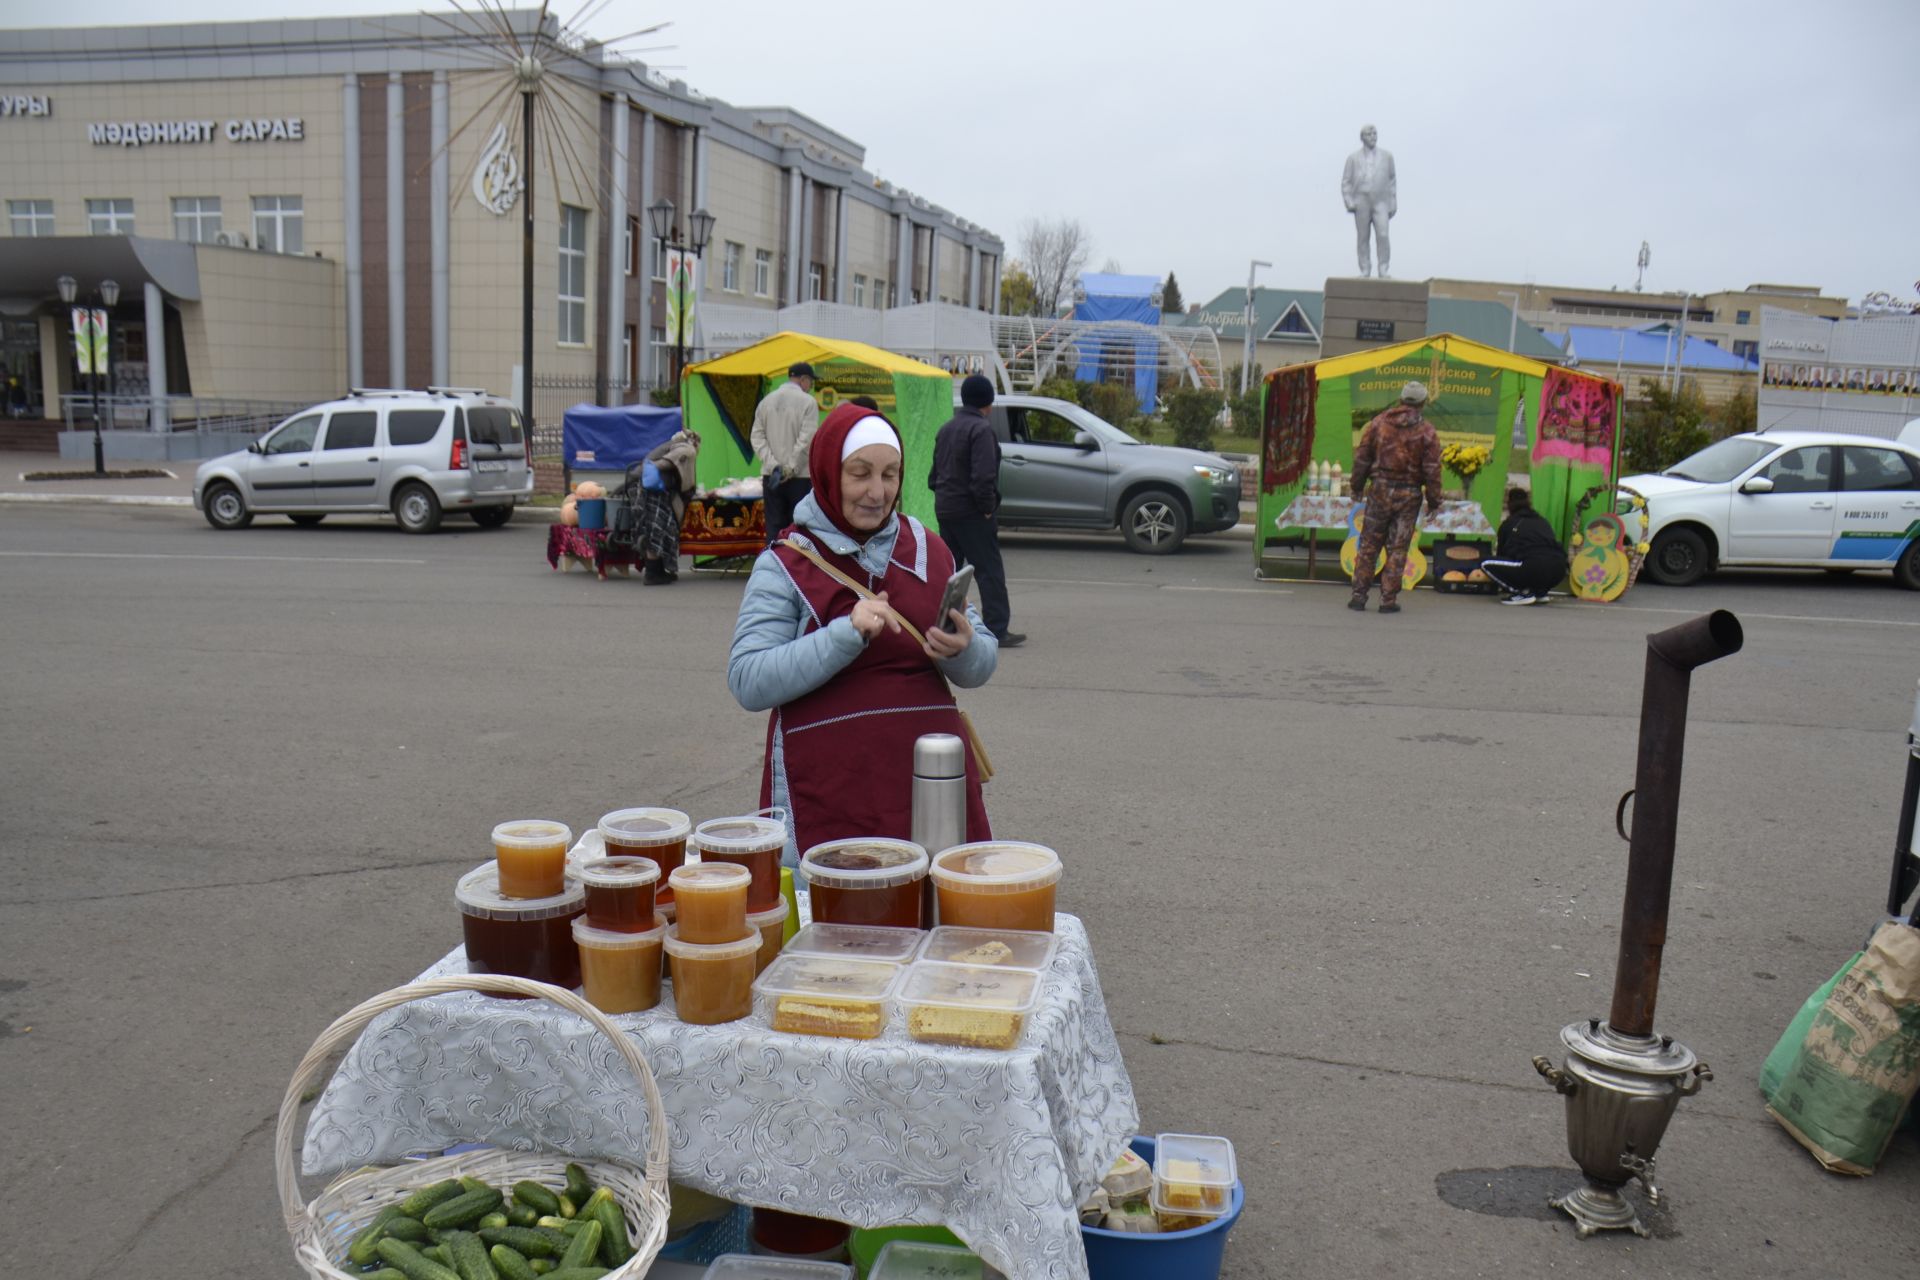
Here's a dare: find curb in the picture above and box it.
[0,492,193,507]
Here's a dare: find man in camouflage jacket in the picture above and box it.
[1347,382,1443,613]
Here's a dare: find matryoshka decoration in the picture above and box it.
[1568,512,1632,602]
[1339,499,1428,590]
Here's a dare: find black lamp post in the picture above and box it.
[645,199,715,387]
[56,273,120,475]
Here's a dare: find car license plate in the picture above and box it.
[476,460,508,473]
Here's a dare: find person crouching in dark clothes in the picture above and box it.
[1483,486,1569,605]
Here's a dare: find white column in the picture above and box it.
[798,175,815,299]
[785,167,803,305]
[605,94,629,394]
[967,245,980,310]
[833,188,849,303]
[636,111,654,385]
[386,73,406,387]
[989,254,1001,316]
[927,226,941,303]
[430,71,449,386]
[895,213,912,306]
[342,74,363,387]
[144,281,167,432]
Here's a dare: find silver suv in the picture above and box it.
[193,387,533,533]
[973,394,1240,553]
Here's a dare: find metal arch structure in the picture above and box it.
[988,315,1225,399]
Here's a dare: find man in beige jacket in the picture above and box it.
[751,361,821,544]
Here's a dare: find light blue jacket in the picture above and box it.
[728,492,997,861]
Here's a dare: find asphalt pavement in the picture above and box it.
[1,500,1917,1279]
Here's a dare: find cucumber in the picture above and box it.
[374,1238,463,1280]
[442,1229,500,1280]
[398,1179,466,1219]
[478,1213,509,1231]
[424,1245,450,1265]
[556,1194,577,1220]
[534,1217,582,1233]
[385,1217,432,1244]
[506,1201,539,1228]
[512,1181,561,1216]
[423,1187,505,1230]
[563,1164,594,1206]
[488,1244,540,1280]
[533,1225,576,1253]
[528,1263,554,1277]
[557,1219,601,1272]
[476,1226,556,1259]
[588,1195,632,1269]
[362,1271,408,1280]
[458,1176,496,1197]
[349,1207,405,1266]
[541,1269,610,1280]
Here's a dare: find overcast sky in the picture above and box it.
[19,0,1920,306]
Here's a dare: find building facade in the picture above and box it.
[0,11,1002,445]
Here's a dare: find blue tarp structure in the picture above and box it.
[561,403,682,470]
[1072,273,1161,409]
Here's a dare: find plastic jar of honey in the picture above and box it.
[929,842,1062,934]
[663,926,760,1025]
[800,838,929,929]
[666,862,751,945]
[491,819,574,899]
[570,857,660,933]
[690,812,787,911]
[573,917,666,1014]
[746,898,790,974]
[456,863,585,991]
[598,808,691,901]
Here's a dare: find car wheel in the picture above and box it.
[203,482,252,530]
[393,483,443,534]
[470,504,513,528]
[1120,490,1188,554]
[1894,540,1920,591]
[1646,526,1708,586]
[288,513,326,527]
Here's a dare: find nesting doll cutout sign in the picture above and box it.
[1569,512,1632,602]
[1339,500,1428,590]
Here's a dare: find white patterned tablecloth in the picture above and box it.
[302,914,1136,1280]
[1276,494,1496,536]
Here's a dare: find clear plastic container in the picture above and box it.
[573,917,666,1014]
[754,953,902,1040]
[457,863,585,991]
[785,922,926,965]
[1150,1132,1238,1219]
[669,862,752,945]
[870,1240,992,1280]
[928,843,1061,934]
[693,812,788,912]
[570,856,660,933]
[918,926,1058,972]
[701,1254,852,1279]
[748,898,790,975]
[900,961,1041,1051]
[599,807,692,901]
[664,925,760,1025]
[799,838,928,929]
[491,819,574,899]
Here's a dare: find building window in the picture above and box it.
[753,249,771,297]
[625,216,639,277]
[1735,309,1752,325]
[650,237,667,283]
[853,274,867,307]
[252,195,303,253]
[87,198,135,235]
[808,263,823,301]
[722,241,743,292]
[9,200,53,237]
[649,326,669,384]
[172,196,222,243]
[558,204,588,345]
[875,278,887,309]
[1732,339,1758,362]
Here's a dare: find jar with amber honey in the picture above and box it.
[800,838,929,929]
[456,863,585,991]
[570,857,660,933]
[663,926,759,1025]
[573,917,666,1014]
[667,862,751,945]
[690,812,786,911]
[491,819,573,899]
[597,808,690,901]
[929,842,1062,933]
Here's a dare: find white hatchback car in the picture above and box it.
[1626,428,1920,589]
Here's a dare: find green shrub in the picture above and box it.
[1622,381,1710,473]
[1080,380,1143,430]
[1162,387,1221,451]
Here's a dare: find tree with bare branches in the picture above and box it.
[1018,217,1093,316]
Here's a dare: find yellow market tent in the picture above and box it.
[686,333,956,527]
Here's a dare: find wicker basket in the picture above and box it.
[276,974,671,1280]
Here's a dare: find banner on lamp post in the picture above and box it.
[70,307,108,375]
[664,249,699,345]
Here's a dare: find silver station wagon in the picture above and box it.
[193,387,533,533]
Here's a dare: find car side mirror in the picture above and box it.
[1739,475,1775,495]
[248,441,264,454]
[1072,432,1098,452]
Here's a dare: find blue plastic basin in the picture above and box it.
[1082,1136,1243,1280]
[576,497,607,530]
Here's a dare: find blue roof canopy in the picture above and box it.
[1561,325,1757,371]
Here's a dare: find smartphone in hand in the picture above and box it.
[935,565,976,633]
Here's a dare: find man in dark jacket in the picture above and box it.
[1482,486,1568,605]
[930,375,1023,647]
[1347,381,1444,614]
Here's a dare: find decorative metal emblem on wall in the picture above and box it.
[472,121,522,215]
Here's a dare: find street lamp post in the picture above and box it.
[1496,289,1523,352]
[646,199,716,388]
[1241,259,1271,396]
[56,273,120,475]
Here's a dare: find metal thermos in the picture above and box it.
[911,733,968,926]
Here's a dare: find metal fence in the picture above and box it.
[59,393,310,436]
[528,374,638,495]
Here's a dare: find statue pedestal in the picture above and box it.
[1322,277,1428,358]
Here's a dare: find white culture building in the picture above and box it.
[0,10,1003,457]
[1759,305,1920,439]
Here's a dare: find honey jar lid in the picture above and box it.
[870,1240,984,1280]
[1151,1132,1238,1189]
[920,925,1059,972]
[572,916,667,949]
[928,842,1062,894]
[570,856,661,891]
[899,959,1042,1014]
[490,818,574,850]
[799,837,929,890]
[746,898,791,927]
[787,922,925,965]
[661,923,762,961]
[691,812,788,853]
[456,863,585,920]
[668,862,752,893]
[597,806,692,847]
[754,952,902,1003]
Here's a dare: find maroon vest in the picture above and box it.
[762,518,992,856]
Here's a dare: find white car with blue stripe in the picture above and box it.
[1627,426,1920,589]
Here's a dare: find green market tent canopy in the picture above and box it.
[1255,333,1622,562]
[686,332,956,528]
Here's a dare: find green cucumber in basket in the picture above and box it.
[528,1262,555,1277]
[423,1187,505,1229]
[423,1245,451,1265]
[488,1244,540,1280]
[506,1201,540,1228]
[397,1179,466,1219]
[384,1217,431,1244]
[563,1164,594,1206]
[513,1181,561,1216]
[348,1207,406,1266]
[458,1176,496,1196]
[535,1216,585,1233]
[587,1194,632,1269]
[556,1194,577,1219]
[441,1229,499,1280]
[476,1226,556,1258]
[557,1219,601,1272]
[360,1270,408,1280]
[374,1237,462,1280]
[477,1212,509,1231]
[532,1225,576,1253]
